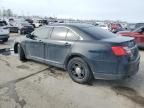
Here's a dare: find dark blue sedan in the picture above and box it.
[14,23,140,84]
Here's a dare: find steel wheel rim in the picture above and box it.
[70,62,85,79]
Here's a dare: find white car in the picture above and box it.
[0,21,10,42]
[33,19,48,28]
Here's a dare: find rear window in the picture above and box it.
[79,26,116,40]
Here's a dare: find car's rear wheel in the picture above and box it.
[18,44,26,61]
[2,38,8,42]
[67,57,93,84]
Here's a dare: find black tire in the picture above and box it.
[67,57,93,84]
[2,38,8,42]
[18,44,26,61]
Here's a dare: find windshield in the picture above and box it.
[80,26,116,40]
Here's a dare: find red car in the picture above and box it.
[118,26,144,48]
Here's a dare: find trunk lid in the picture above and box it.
[101,36,136,47]
[101,36,139,61]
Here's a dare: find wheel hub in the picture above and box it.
[75,67,82,75]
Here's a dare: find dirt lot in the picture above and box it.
[0,34,144,108]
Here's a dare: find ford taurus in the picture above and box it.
[14,23,140,84]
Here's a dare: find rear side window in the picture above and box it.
[33,27,52,39]
[66,30,79,41]
[79,26,116,40]
[51,27,68,40]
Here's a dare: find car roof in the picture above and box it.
[45,23,95,40]
[48,23,93,29]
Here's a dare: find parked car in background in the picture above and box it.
[8,26,19,33]
[25,18,33,24]
[6,18,19,33]
[0,20,9,42]
[109,23,123,33]
[125,23,144,31]
[17,22,34,34]
[135,23,144,29]
[8,22,19,33]
[25,18,35,28]
[14,23,140,84]
[33,19,48,28]
[117,26,144,48]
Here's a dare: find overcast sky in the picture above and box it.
[0,0,144,22]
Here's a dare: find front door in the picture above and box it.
[25,38,45,62]
[25,27,50,62]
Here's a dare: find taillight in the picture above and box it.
[112,46,127,56]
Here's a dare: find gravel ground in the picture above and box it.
[0,34,144,108]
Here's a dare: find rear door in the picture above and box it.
[44,27,78,66]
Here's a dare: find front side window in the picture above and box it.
[66,30,79,41]
[51,27,68,40]
[32,27,52,39]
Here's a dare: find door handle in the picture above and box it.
[64,42,71,46]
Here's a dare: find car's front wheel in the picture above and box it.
[67,57,93,84]
[18,44,26,61]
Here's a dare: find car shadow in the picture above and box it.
[23,59,144,89]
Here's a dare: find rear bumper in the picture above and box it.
[91,56,140,80]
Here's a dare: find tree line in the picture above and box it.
[0,9,16,17]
